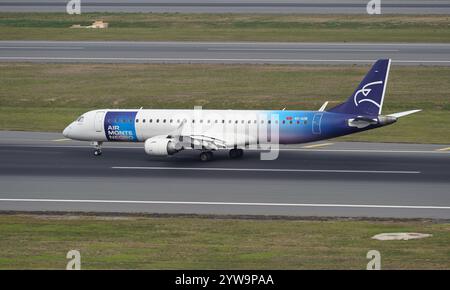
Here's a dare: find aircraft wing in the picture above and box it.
[166,121,230,150]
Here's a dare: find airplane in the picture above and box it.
[62,59,421,161]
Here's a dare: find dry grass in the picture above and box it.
[0,13,449,42]
[0,63,449,143]
[0,214,448,269]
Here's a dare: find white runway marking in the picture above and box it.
[302,142,334,149]
[207,48,399,52]
[0,198,448,210]
[0,46,84,50]
[0,57,449,64]
[1,41,448,47]
[112,166,420,174]
[0,144,448,154]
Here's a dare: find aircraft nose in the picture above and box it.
[62,125,71,138]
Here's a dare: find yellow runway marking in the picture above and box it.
[302,142,334,149]
[436,147,450,151]
[52,138,71,142]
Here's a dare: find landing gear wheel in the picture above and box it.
[229,149,244,159]
[92,141,103,157]
[200,151,213,161]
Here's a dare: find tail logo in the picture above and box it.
[353,81,383,108]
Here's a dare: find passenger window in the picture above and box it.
[136,119,139,123]
[143,119,146,123]
[156,119,159,123]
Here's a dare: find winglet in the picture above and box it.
[387,109,422,118]
[319,101,329,112]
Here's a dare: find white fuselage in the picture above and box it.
[63,108,325,147]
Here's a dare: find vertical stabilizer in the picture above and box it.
[328,59,391,116]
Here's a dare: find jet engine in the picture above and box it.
[144,136,180,156]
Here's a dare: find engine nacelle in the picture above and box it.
[144,136,179,156]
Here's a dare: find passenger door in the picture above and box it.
[94,111,105,132]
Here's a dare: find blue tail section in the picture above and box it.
[328,59,391,116]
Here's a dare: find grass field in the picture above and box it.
[0,13,449,42]
[0,63,449,143]
[0,214,448,269]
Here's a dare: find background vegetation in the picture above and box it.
[0,63,448,143]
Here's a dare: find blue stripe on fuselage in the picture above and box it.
[104,111,138,141]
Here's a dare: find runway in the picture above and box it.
[0,131,449,219]
[1,0,449,14]
[1,41,450,65]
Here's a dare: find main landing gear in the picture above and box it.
[199,151,213,162]
[92,141,103,156]
[229,148,244,159]
[199,149,244,161]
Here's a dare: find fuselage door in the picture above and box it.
[312,113,323,134]
[94,111,105,132]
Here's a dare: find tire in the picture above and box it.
[200,152,210,161]
[230,149,243,159]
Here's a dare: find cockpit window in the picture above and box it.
[77,116,84,122]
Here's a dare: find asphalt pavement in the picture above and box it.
[0,131,449,219]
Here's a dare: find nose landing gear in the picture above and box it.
[92,141,103,156]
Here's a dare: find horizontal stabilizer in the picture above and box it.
[387,109,422,118]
